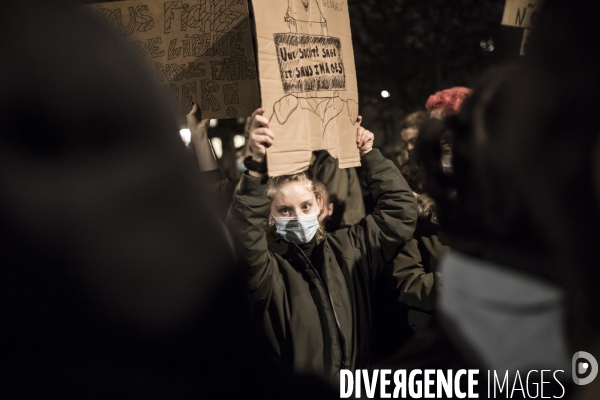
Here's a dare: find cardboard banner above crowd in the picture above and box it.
[520,29,532,56]
[501,0,542,28]
[251,0,361,176]
[85,0,260,121]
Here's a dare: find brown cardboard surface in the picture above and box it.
[85,0,260,122]
[251,0,361,176]
[520,28,532,56]
[501,0,542,28]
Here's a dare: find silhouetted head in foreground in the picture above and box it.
[501,0,600,351]
[0,3,334,398]
[416,0,600,370]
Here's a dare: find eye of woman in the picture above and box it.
[301,202,311,211]
[278,207,289,215]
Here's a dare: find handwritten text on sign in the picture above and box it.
[87,0,260,120]
[274,33,346,94]
[501,0,542,28]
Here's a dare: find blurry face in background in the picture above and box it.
[441,142,453,173]
[401,127,419,151]
[430,108,445,120]
[271,181,321,218]
[441,143,452,157]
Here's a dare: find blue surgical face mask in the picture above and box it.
[273,210,320,244]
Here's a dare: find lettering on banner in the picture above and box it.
[87,0,260,120]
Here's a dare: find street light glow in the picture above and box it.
[233,134,246,148]
[211,137,223,159]
[179,129,191,145]
[381,90,390,98]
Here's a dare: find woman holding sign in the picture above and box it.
[226,108,418,383]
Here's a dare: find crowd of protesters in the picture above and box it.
[2,0,600,399]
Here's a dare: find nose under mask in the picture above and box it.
[273,210,320,244]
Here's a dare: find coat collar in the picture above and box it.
[267,233,328,258]
[267,234,290,256]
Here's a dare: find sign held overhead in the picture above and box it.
[252,0,361,176]
[501,0,543,28]
[85,0,261,121]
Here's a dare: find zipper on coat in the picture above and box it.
[293,242,348,370]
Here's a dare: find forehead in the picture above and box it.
[401,127,419,140]
[273,181,314,204]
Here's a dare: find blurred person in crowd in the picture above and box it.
[498,1,600,398]
[398,111,429,164]
[390,89,472,333]
[425,86,472,120]
[418,86,471,180]
[404,62,571,395]
[0,2,336,398]
[392,174,449,332]
[227,108,417,384]
[309,150,366,229]
[368,64,569,398]
[380,111,427,173]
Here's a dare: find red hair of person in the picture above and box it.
[425,87,472,116]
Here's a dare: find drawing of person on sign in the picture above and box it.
[270,0,359,159]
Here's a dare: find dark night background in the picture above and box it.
[348,0,522,145]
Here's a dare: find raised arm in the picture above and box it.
[332,121,418,275]
[392,239,436,311]
[187,102,218,172]
[226,109,278,303]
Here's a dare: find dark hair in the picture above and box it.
[399,158,424,194]
[400,111,429,131]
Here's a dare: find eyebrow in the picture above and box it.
[274,197,313,209]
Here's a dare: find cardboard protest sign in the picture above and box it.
[85,0,260,121]
[501,0,542,28]
[251,0,361,176]
[520,28,532,56]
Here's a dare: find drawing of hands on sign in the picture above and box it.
[285,0,327,34]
